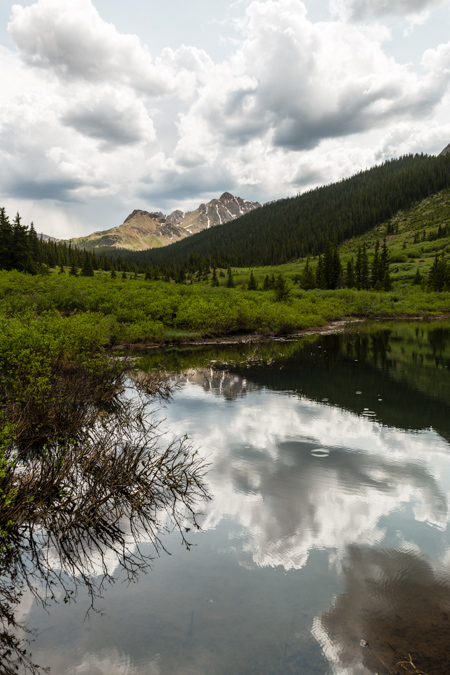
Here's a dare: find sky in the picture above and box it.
[2,0,450,237]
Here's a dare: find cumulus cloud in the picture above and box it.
[8,0,212,97]
[0,85,157,216]
[179,0,446,155]
[61,89,156,150]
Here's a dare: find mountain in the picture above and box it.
[70,192,261,252]
[167,192,261,233]
[121,153,450,269]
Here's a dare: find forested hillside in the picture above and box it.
[122,153,450,268]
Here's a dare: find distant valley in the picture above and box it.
[69,192,261,252]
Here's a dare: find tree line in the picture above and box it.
[0,208,150,276]
[117,153,450,269]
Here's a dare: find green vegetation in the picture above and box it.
[0,272,449,350]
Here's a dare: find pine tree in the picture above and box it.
[346,258,356,288]
[380,238,390,281]
[211,267,220,287]
[412,268,422,285]
[12,212,29,271]
[24,254,37,275]
[360,244,370,290]
[247,270,257,290]
[226,266,235,288]
[300,258,316,289]
[382,270,392,291]
[28,222,39,260]
[355,246,362,290]
[322,239,342,289]
[111,268,117,279]
[428,253,448,291]
[0,208,13,270]
[263,274,270,291]
[371,240,380,288]
[69,261,78,276]
[80,253,94,277]
[274,274,290,302]
[316,254,326,289]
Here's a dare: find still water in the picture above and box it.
[23,321,450,674]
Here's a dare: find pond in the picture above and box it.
[19,321,450,674]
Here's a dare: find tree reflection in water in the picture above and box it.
[0,369,209,674]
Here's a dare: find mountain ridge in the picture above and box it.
[70,192,261,252]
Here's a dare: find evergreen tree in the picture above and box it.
[12,212,29,271]
[322,239,342,289]
[0,208,13,270]
[355,246,362,290]
[69,261,78,276]
[274,274,290,302]
[59,262,65,274]
[122,270,127,280]
[428,253,448,291]
[382,270,392,292]
[247,270,257,290]
[28,221,39,260]
[346,258,356,288]
[316,254,326,289]
[300,258,316,289]
[380,238,390,281]
[226,266,235,288]
[371,240,381,288]
[24,254,37,275]
[263,274,270,291]
[111,268,117,279]
[80,253,94,277]
[360,244,370,290]
[412,268,422,285]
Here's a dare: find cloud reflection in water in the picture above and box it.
[162,372,450,572]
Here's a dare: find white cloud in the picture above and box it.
[330,0,448,22]
[61,88,156,150]
[8,0,212,97]
[178,0,446,156]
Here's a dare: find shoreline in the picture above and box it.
[114,313,450,352]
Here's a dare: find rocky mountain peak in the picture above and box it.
[69,191,261,252]
[124,209,165,224]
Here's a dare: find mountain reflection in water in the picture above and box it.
[17,322,450,674]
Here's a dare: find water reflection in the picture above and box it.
[163,382,450,572]
[314,546,450,675]
[17,322,450,673]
